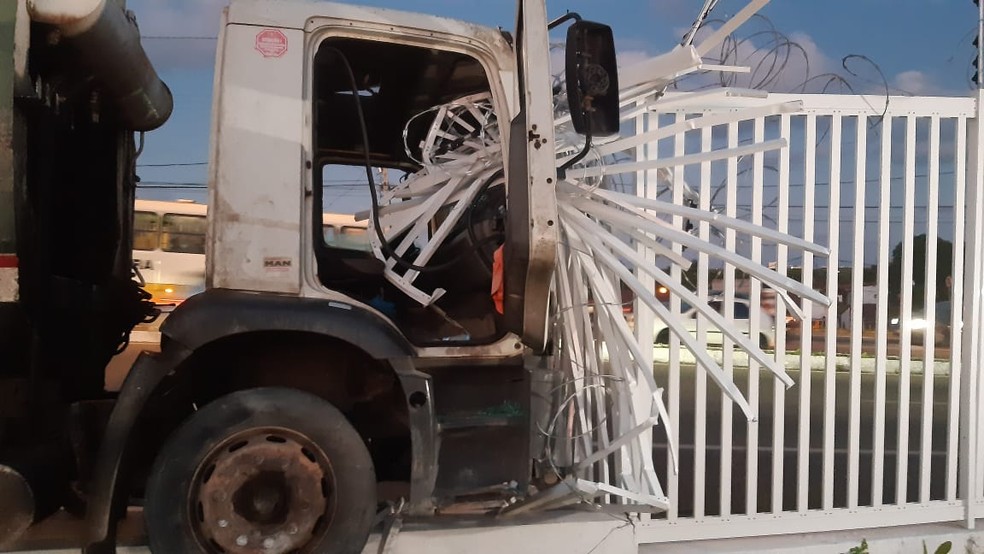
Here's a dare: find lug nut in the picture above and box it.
[236,535,248,546]
[218,519,229,528]
[262,537,275,549]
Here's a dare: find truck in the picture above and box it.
[0,0,815,551]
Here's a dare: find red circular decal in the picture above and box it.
[255,29,288,58]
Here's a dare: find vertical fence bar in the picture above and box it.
[773,113,791,515]
[896,116,917,505]
[636,108,657,514]
[978,211,984,516]
[694,124,712,520]
[978,329,984,507]
[720,120,739,516]
[823,115,842,511]
[872,115,894,506]
[667,112,684,521]
[798,114,817,513]
[947,117,967,502]
[637,113,659,514]
[960,90,984,527]
[847,114,867,509]
[919,116,940,503]
[746,116,764,515]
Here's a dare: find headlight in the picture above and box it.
[890,317,900,325]
[908,318,928,330]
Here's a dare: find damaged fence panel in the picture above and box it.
[369,0,830,512]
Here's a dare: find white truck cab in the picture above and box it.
[207,0,557,354]
[0,0,627,551]
[91,1,611,552]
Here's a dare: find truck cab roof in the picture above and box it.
[227,0,511,49]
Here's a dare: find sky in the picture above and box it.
[126,0,983,196]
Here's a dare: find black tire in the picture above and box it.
[655,329,670,345]
[759,333,770,350]
[144,387,375,554]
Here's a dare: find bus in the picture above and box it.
[320,212,372,252]
[133,199,208,305]
[133,199,370,304]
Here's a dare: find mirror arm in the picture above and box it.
[558,121,592,179]
[548,12,582,30]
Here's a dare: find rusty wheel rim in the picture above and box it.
[189,428,336,553]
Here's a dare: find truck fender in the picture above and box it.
[83,289,438,552]
[159,288,414,358]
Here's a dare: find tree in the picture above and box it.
[887,234,953,306]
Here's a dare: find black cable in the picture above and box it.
[324,46,439,273]
[323,46,498,274]
[466,206,495,275]
[558,122,592,178]
[465,173,505,275]
[558,66,594,177]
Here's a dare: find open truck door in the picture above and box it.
[502,0,559,352]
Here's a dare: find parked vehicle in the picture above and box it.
[654,297,776,349]
[132,199,208,304]
[132,199,369,304]
[889,300,952,344]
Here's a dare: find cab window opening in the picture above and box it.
[310,35,505,346]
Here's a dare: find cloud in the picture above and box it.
[649,0,710,26]
[618,49,656,69]
[892,70,952,97]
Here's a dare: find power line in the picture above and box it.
[137,182,207,189]
[137,162,208,167]
[140,35,217,40]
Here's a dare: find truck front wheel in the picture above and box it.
[144,387,376,553]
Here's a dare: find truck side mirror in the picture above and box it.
[565,21,619,137]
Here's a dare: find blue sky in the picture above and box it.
[128,0,981,195]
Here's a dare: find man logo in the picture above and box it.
[263,257,292,270]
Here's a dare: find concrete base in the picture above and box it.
[6,512,635,554]
[364,513,635,554]
[12,513,984,553]
[650,519,984,554]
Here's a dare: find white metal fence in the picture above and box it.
[633,91,984,542]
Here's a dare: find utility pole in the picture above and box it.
[379,167,390,192]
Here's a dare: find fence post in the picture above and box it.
[960,89,984,529]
